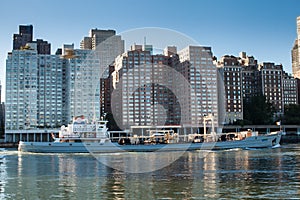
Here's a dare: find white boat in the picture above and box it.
[18,116,282,153]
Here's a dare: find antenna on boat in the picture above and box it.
[203,113,215,139]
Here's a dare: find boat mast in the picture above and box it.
[203,113,215,139]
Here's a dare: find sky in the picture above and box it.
[0,0,299,102]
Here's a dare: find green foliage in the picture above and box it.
[282,104,300,125]
[243,95,275,125]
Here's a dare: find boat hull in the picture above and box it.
[18,133,281,153]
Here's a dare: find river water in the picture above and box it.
[0,144,299,199]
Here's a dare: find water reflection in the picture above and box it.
[0,145,300,199]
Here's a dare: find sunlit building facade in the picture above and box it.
[5,43,62,142]
[80,29,124,70]
[217,55,243,124]
[5,46,38,131]
[110,45,190,129]
[178,46,219,128]
[61,46,101,123]
[292,16,300,79]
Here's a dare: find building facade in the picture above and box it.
[62,46,101,123]
[5,44,102,142]
[217,55,243,124]
[111,45,167,128]
[283,72,298,105]
[239,52,262,103]
[217,52,298,123]
[80,37,92,50]
[0,102,4,141]
[80,29,124,84]
[100,65,115,117]
[5,46,38,131]
[90,29,116,50]
[0,80,2,102]
[5,26,125,142]
[292,16,300,79]
[36,53,63,128]
[13,25,33,50]
[5,43,63,142]
[259,62,284,115]
[0,81,4,140]
[110,45,191,130]
[178,46,219,128]
[32,39,51,55]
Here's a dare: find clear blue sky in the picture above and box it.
[0,0,299,102]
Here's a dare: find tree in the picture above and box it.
[282,104,300,125]
[243,95,275,125]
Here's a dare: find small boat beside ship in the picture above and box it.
[18,115,282,153]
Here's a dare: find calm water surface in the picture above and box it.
[0,144,300,199]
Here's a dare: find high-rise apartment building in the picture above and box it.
[5,26,124,142]
[297,79,300,104]
[164,46,177,57]
[13,25,33,50]
[5,43,63,142]
[37,53,63,128]
[13,25,50,54]
[110,45,190,129]
[0,80,2,102]
[80,29,124,79]
[6,45,38,131]
[5,45,102,142]
[259,62,284,115]
[100,65,115,117]
[0,103,4,141]
[32,39,51,54]
[6,25,63,142]
[292,16,300,79]
[283,72,298,105]
[178,46,219,128]
[6,45,38,142]
[217,55,243,124]
[80,29,124,51]
[239,53,262,103]
[62,45,101,123]
[217,52,297,123]
[90,29,116,50]
[0,81,4,140]
[111,45,166,128]
[80,37,92,50]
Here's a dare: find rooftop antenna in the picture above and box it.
[144,36,146,46]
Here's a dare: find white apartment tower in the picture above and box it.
[62,45,101,123]
[178,46,220,128]
[5,45,38,132]
[5,43,63,142]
